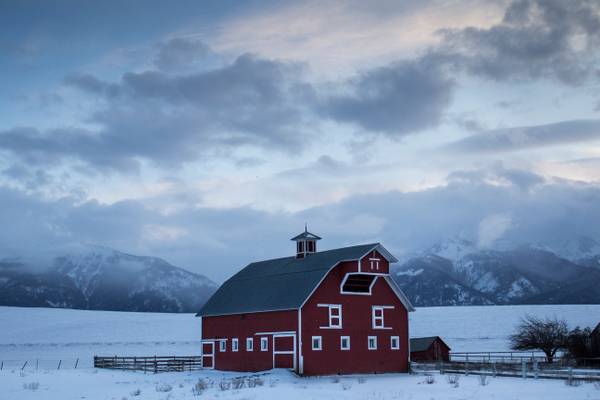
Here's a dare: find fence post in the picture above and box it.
[1,361,3,371]
[57,360,62,370]
[533,359,538,380]
[492,361,497,378]
[154,356,157,374]
[465,362,469,376]
[21,361,27,370]
[75,358,79,369]
[521,359,526,379]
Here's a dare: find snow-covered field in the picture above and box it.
[3,368,600,400]
[1,304,599,369]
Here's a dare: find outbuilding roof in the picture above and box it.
[196,243,413,317]
[410,336,451,352]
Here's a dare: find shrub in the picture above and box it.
[424,375,435,384]
[564,376,581,387]
[247,377,264,387]
[478,374,489,386]
[332,376,340,383]
[155,383,172,393]
[23,382,40,391]
[192,379,209,396]
[446,374,459,388]
[232,377,245,390]
[341,381,352,390]
[219,379,231,391]
[594,381,600,390]
[358,377,367,384]
[130,389,141,396]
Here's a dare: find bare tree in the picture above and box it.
[509,315,568,363]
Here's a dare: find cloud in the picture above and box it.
[445,119,600,153]
[153,37,213,71]
[478,213,512,248]
[436,0,600,84]
[322,58,455,136]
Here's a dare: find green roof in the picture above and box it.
[196,243,411,317]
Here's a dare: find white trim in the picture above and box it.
[201,341,215,370]
[232,338,239,352]
[317,304,342,329]
[340,273,379,295]
[260,337,269,351]
[255,331,296,336]
[391,336,400,350]
[219,340,227,352]
[311,336,322,351]
[298,307,303,374]
[272,333,297,370]
[368,336,377,350]
[372,305,394,330]
[340,335,351,350]
[246,337,254,351]
[383,276,415,312]
[369,257,381,271]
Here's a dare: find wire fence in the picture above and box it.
[0,358,82,371]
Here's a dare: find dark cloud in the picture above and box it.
[437,0,600,84]
[154,37,213,71]
[445,119,600,153]
[323,58,455,136]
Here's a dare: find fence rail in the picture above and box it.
[94,356,202,373]
[450,351,547,364]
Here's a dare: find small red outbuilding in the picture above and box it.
[196,229,414,376]
[409,336,451,362]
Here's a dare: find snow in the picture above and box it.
[395,268,423,277]
[1,368,598,400]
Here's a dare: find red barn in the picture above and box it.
[409,336,451,362]
[196,229,414,376]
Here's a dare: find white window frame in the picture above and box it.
[232,338,238,352]
[369,258,380,270]
[246,337,253,351]
[311,336,322,351]
[391,336,400,350]
[340,336,351,351]
[317,304,342,329]
[368,336,377,350]
[260,337,268,351]
[372,305,394,330]
[219,340,227,352]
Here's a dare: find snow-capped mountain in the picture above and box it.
[0,244,217,312]
[553,236,600,263]
[392,237,600,306]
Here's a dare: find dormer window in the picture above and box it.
[369,258,380,270]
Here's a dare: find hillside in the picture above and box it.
[0,244,217,313]
[392,236,600,306]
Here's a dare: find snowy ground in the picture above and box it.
[1,304,600,369]
[2,368,600,400]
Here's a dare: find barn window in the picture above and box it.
[219,340,226,352]
[391,336,400,350]
[232,338,238,352]
[297,241,304,253]
[317,304,342,328]
[340,336,350,350]
[246,337,253,351]
[341,274,375,294]
[368,336,377,350]
[260,337,268,351]
[311,336,322,351]
[372,305,394,329]
[369,258,380,270]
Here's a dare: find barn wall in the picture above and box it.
[301,260,409,375]
[202,309,298,372]
[359,249,390,274]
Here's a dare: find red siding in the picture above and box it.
[411,339,450,362]
[360,250,389,274]
[202,310,297,372]
[300,260,409,375]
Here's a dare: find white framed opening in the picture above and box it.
[260,337,268,351]
[311,336,322,351]
[340,336,350,351]
[232,338,239,352]
[372,305,394,330]
[368,336,377,350]
[391,336,400,350]
[246,337,254,351]
[317,304,342,329]
[219,340,227,352]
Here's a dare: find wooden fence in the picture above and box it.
[450,351,547,364]
[94,356,202,373]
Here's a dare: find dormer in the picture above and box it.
[291,226,321,259]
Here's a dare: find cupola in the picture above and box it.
[291,225,321,258]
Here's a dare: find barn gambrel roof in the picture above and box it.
[196,243,414,317]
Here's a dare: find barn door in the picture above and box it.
[202,342,214,369]
[273,334,296,370]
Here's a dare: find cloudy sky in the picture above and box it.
[2,0,600,282]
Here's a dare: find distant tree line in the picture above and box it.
[509,315,600,364]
